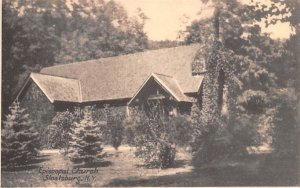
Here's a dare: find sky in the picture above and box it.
[115,0,293,41]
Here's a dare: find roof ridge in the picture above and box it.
[37,43,204,102]
[40,44,201,71]
[41,60,100,72]
[152,74,182,102]
[152,73,190,98]
[32,72,79,80]
[152,72,173,78]
[173,78,186,95]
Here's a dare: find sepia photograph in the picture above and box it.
[1,0,300,187]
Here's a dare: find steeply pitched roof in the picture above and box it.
[128,73,196,105]
[39,44,205,103]
[153,73,194,102]
[30,73,81,103]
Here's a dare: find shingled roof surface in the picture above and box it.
[40,44,204,102]
[31,73,81,102]
[128,73,194,105]
[153,73,194,102]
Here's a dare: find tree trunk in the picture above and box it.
[213,6,221,40]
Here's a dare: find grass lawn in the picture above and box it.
[1,145,299,187]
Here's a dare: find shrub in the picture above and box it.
[93,105,127,148]
[165,115,192,147]
[1,102,40,168]
[48,108,82,152]
[271,99,299,158]
[68,107,105,165]
[48,110,75,149]
[107,117,124,150]
[130,105,177,169]
[259,91,300,184]
[237,90,269,114]
[191,104,262,166]
[106,112,125,150]
[124,125,136,145]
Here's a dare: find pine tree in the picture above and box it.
[68,107,105,165]
[1,102,40,168]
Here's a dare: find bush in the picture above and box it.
[47,108,83,152]
[1,102,40,168]
[93,105,127,149]
[192,108,262,166]
[124,125,136,145]
[106,112,125,150]
[272,99,299,158]
[48,110,75,149]
[165,115,192,147]
[158,143,176,168]
[259,96,300,185]
[130,105,177,168]
[237,90,269,114]
[68,107,105,165]
[111,122,124,150]
[126,110,192,148]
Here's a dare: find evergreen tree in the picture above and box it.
[68,107,105,165]
[49,110,75,149]
[1,102,40,168]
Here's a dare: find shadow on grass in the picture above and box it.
[73,160,112,168]
[171,159,189,168]
[27,155,51,164]
[1,154,51,172]
[106,151,123,158]
[105,154,300,187]
[1,165,40,172]
[75,182,93,187]
[136,159,188,169]
[104,171,198,187]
